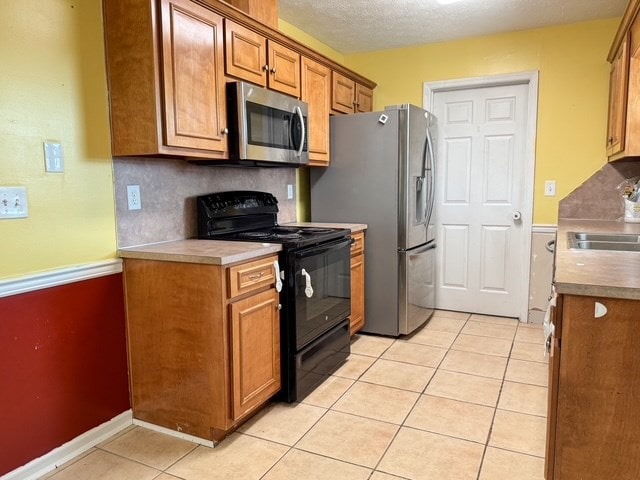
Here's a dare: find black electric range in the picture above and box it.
[197,191,352,402]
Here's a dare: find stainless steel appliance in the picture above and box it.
[197,191,351,402]
[226,81,309,166]
[311,104,437,336]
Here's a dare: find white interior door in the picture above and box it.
[431,82,531,318]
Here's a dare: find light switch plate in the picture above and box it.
[0,186,29,219]
[44,141,64,173]
[544,180,556,197]
[287,184,294,200]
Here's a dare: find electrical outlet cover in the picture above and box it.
[44,141,64,173]
[127,185,141,210]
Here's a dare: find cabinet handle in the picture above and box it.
[247,272,265,280]
[221,127,229,135]
[595,301,608,318]
[277,304,282,311]
[262,64,269,72]
[270,67,276,74]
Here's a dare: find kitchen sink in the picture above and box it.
[567,231,640,252]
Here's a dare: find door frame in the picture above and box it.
[423,71,539,322]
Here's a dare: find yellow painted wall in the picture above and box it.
[0,1,116,279]
[279,19,345,64]
[279,20,346,222]
[343,19,619,225]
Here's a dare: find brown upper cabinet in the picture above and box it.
[607,0,640,161]
[103,0,375,163]
[225,20,301,98]
[332,71,374,114]
[104,0,228,159]
[302,57,331,165]
[222,0,279,29]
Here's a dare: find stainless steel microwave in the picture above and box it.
[227,81,309,166]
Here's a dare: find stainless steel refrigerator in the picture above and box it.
[310,104,437,336]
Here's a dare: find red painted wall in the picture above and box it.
[0,274,130,476]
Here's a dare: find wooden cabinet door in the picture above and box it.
[545,295,562,480]
[332,71,356,114]
[302,57,331,166]
[268,41,301,98]
[553,295,640,479]
[160,0,227,153]
[349,253,365,335]
[229,288,281,420]
[224,19,268,86]
[349,232,365,335]
[355,84,374,113]
[607,35,629,157]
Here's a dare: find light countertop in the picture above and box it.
[118,223,365,265]
[283,222,367,233]
[118,239,282,266]
[555,219,640,300]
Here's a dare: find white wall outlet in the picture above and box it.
[0,186,29,219]
[127,185,141,210]
[44,141,64,173]
[287,184,294,200]
[544,180,556,197]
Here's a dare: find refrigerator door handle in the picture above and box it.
[424,126,436,227]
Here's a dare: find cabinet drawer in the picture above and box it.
[350,232,365,256]
[228,256,277,299]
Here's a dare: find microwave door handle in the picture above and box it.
[294,105,305,157]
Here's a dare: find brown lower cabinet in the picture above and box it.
[123,255,281,443]
[349,232,366,335]
[545,294,640,479]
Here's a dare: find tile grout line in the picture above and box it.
[473,330,516,480]
[367,313,473,477]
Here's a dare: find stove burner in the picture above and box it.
[235,232,272,240]
[272,226,303,234]
[235,231,303,241]
[298,227,334,234]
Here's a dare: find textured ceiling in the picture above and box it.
[278,0,627,54]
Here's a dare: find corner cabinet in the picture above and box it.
[122,254,281,443]
[104,0,228,159]
[545,294,640,479]
[332,71,374,114]
[606,0,640,161]
[349,232,366,335]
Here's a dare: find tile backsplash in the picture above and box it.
[559,159,640,220]
[113,158,297,247]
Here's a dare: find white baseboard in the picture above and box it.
[132,419,214,448]
[1,410,132,480]
[0,259,123,299]
[532,224,557,234]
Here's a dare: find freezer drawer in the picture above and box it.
[398,242,436,335]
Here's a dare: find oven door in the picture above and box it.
[294,237,351,349]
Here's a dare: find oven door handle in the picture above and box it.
[273,260,283,292]
[295,237,352,259]
[301,268,314,297]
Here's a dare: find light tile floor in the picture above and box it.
[41,310,548,480]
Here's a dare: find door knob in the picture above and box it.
[512,211,522,221]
